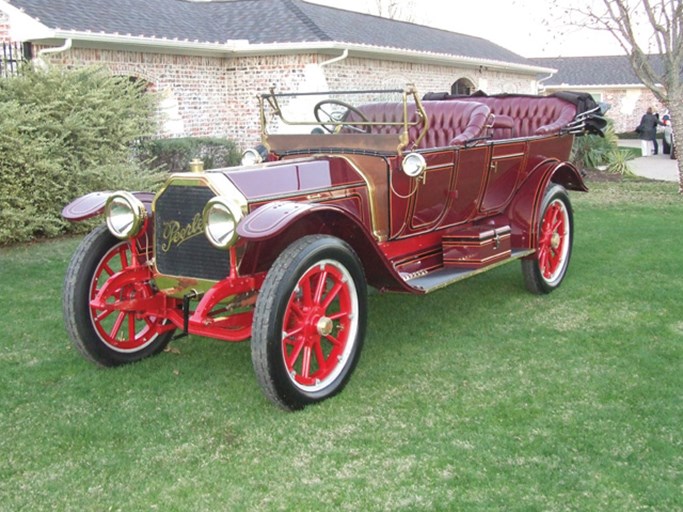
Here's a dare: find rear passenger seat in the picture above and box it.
[423,93,578,139]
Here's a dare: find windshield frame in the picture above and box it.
[257,85,429,155]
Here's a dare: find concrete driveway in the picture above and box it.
[629,153,679,182]
[619,140,679,182]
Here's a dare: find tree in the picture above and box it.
[552,0,683,192]
[373,0,415,22]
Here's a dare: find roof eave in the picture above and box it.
[234,41,555,75]
[31,29,248,54]
[24,28,554,75]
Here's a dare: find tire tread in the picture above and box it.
[251,235,366,411]
[522,184,573,295]
[62,225,173,367]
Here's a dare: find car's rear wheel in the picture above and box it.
[251,235,367,411]
[522,184,573,294]
[63,225,174,366]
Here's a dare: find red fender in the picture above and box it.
[506,159,587,250]
[237,201,415,293]
[62,191,155,221]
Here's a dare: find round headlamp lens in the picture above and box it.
[105,192,147,239]
[402,153,427,178]
[203,197,242,249]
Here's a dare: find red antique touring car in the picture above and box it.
[62,86,604,410]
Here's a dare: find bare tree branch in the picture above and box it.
[553,0,683,191]
[372,0,415,22]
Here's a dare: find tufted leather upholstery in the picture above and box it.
[471,97,576,137]
[422,93,578,139]
[345,101,491,149]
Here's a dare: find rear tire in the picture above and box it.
[522,184,573,294]
[63,225,174,366]
[251,235,367,411]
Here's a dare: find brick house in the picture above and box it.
[0,9,8,39]
[0,0,553,149]
[533,55,666,134]
[1,8,29,76]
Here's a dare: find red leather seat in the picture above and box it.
[423,94,578,138]
[348,101,491,149]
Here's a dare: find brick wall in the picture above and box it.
[40,46,232,139]
[604,88,666,134]
[545,86,666,134]
[231,55,536,146]
[0,11,10,42]
[38,45,539,149]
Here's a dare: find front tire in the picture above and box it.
[522,184,574,294]
[251,235,367,411]
[63,225,174,366]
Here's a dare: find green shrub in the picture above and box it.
[0,66,163,244]
[571,120,634,175]
[139,137,241,174]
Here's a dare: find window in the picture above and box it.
[451,77,475,96]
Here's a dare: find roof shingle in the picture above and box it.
[532,55,667,86]
[6,0,533,66]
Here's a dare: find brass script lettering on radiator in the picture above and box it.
[161,213,204,252]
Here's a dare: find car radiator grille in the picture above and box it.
[154,184,231,281]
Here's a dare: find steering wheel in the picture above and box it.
[314,100,370,134]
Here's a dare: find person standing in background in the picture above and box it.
[637,107,661,156]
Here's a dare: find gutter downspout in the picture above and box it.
[33,38,73,70]
[37,38,73,57]
[537,68,557,94]
[319,49,349,68]
[305,49,348,92]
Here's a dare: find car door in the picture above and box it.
[389,149,456,238]
[479,141,527,213]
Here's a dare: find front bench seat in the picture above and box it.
[345,101,491,149]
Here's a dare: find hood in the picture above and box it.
[217,157,367,203]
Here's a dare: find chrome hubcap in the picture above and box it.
[316,316,333,337]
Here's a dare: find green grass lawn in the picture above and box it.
[620,146,642,159]
[1,181,681,511]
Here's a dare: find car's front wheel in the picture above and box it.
[251,235,367,411]
[63,225,175,366]
[522,184,574,294]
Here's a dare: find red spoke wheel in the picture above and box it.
[522,184,573,294]
[251,235,367,411]
[63,225,175,366]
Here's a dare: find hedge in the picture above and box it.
[140,137,241,174]
[0,66,164,244]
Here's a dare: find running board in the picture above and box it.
[404,249,535,293]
